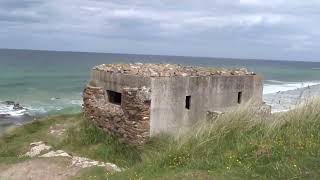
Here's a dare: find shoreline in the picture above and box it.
[264,83,320,113]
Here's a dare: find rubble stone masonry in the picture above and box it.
[83,86,151,145]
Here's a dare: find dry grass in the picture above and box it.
[107,99,320,179]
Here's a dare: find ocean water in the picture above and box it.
[1,49,320,129]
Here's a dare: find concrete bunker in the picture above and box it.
[83,63,267,145]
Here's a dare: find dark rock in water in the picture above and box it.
[13,103,25,110]
[51,97,61,100]
[4,101,15,105]
[2,101,27,111]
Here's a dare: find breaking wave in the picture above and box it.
[0,98,82,119]
[263,80,320,94]
[0,103,27,117]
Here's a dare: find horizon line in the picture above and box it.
[0,47,318,63]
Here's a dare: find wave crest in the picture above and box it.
[264,81,320,94]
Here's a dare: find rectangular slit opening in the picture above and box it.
[238,92,242,104]
[185,96,191,109]
[107,90,122,105]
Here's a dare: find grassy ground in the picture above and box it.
[0,114,140,168]
[1,100,320,179]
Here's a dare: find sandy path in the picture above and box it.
[0,158,81,180]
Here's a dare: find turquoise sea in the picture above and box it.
[1,49,320,130]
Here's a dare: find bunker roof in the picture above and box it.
[93,63,256,77]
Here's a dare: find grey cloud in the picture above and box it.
[0,0,319,61]
[0,0,42,9]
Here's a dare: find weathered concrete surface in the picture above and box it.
[150,75,263,135]
[83,63,265,144]
[89,70,151,92]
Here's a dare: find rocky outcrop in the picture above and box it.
[0,101,27,119]
[3,101,26,111]
[25,141,122,173]
[25,141,52,157]
[83,86,151,145]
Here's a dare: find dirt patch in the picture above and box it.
[0,165,8,173]
[49,123,67,136]
[0,158,81,180]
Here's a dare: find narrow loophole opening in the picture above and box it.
[185,96,191,109]
[238,92,242,104]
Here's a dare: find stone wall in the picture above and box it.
[83,86,151,145]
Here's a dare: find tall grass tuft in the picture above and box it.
[60,116,141,167]
[109,99,320,179]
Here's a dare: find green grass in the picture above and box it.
[106,100,320,179]
[0,113,141,168]
[1,100,320,179]
[0,115,68,164]
[59,116,141,167]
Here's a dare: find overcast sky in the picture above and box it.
[0,0,319,61]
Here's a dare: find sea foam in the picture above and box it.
[0,103,27,117]
[263,81,320,94]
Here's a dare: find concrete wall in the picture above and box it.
[150,75,263,136]
[89,70,151,93]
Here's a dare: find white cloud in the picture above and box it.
[0,0,319,61]
[239,0,262,5]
